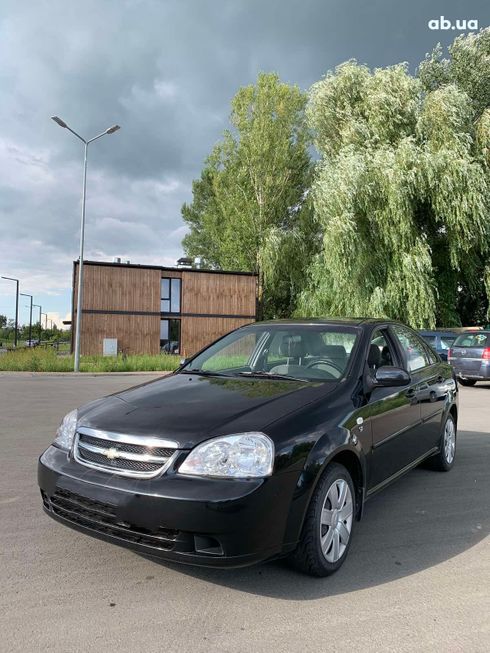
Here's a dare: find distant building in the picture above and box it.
[71,260,257,356]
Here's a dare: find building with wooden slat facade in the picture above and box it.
[71,260,258,357]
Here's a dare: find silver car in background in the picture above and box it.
[448,331,490,386]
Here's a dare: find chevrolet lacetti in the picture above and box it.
[38,319,458,576]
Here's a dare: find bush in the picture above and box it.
[0,349,181,373]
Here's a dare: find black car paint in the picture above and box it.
[38,319,458,568]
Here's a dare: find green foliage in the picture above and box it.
[0,349,181,372]
[419,29,490,117]
[299,29,490,327]
[182,30,490,326]
[182,72,315,318]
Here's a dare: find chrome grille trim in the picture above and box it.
[76,426,178,449]
[77,441,170,464]
[74,427,179,479]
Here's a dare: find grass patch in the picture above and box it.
[0,348,181,373]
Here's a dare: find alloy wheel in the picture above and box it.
[444,418,456,464]
[320,478,353,563]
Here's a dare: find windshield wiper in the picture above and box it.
[237,371,308,383]
[180,368,232,377]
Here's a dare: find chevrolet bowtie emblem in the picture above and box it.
[105,447,118,460]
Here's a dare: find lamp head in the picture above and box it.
[51,116,68,128]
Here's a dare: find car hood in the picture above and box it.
[77,373,336,449]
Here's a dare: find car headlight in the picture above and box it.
[53,409,78,451]
[179,432,274,478]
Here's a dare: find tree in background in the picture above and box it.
[418,28,490,324]
[298,29,490,327]
[182,73,316,318]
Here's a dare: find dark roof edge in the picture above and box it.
[73,260,257,277]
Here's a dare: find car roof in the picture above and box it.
[251,317,399,328]
[419,330,459,335]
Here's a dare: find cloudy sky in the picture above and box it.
[0,0,489,328]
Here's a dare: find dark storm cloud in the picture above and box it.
[0,0,488,306]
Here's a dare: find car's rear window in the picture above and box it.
[453,333,489,348]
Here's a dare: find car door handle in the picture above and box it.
[405,388,416,398]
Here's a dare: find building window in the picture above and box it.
[160,319,180,354]
[161,277,181,313]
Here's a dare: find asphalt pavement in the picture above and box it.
[0,373,489,653]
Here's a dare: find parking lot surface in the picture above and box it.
[1,373,489,652]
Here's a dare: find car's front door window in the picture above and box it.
[391,325,429,372]
[367,330,396,372]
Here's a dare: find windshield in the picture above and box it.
[181,324,360,381]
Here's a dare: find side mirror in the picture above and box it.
[374,366,411,387]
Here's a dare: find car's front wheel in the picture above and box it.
[291,463,355,577]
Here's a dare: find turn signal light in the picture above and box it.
[482,348,490,360]
[447,348,453,359]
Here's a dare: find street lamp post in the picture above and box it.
[33,304,42,342]
[42,312,48,330]
[51,116,120,372]
[1,276,19,347]
[20,293,33,346]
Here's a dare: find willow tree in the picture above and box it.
[299,29,490,327]
[182,72,315,318]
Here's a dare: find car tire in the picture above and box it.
[428,413,457,472]
[458,378,477,386]
[290,463,355,577]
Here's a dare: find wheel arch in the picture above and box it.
[449,403,458,425]
[325,448,365,521]
[287,444,366,545]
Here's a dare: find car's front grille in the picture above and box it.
[77,434,175,458]
[77,447,164,473]
[74,428,178,478]
[46,488,179,550]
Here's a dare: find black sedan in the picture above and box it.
[38,319,458,577]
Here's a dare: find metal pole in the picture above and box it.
[33,304,42,342]
[29,296,32,345]
[74,141,88,372]
[20,293,33,346]
[1,276,19,347]
[51,117,120,372]
[14,280,18,347]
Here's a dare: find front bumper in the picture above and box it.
[38,446,297,568]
